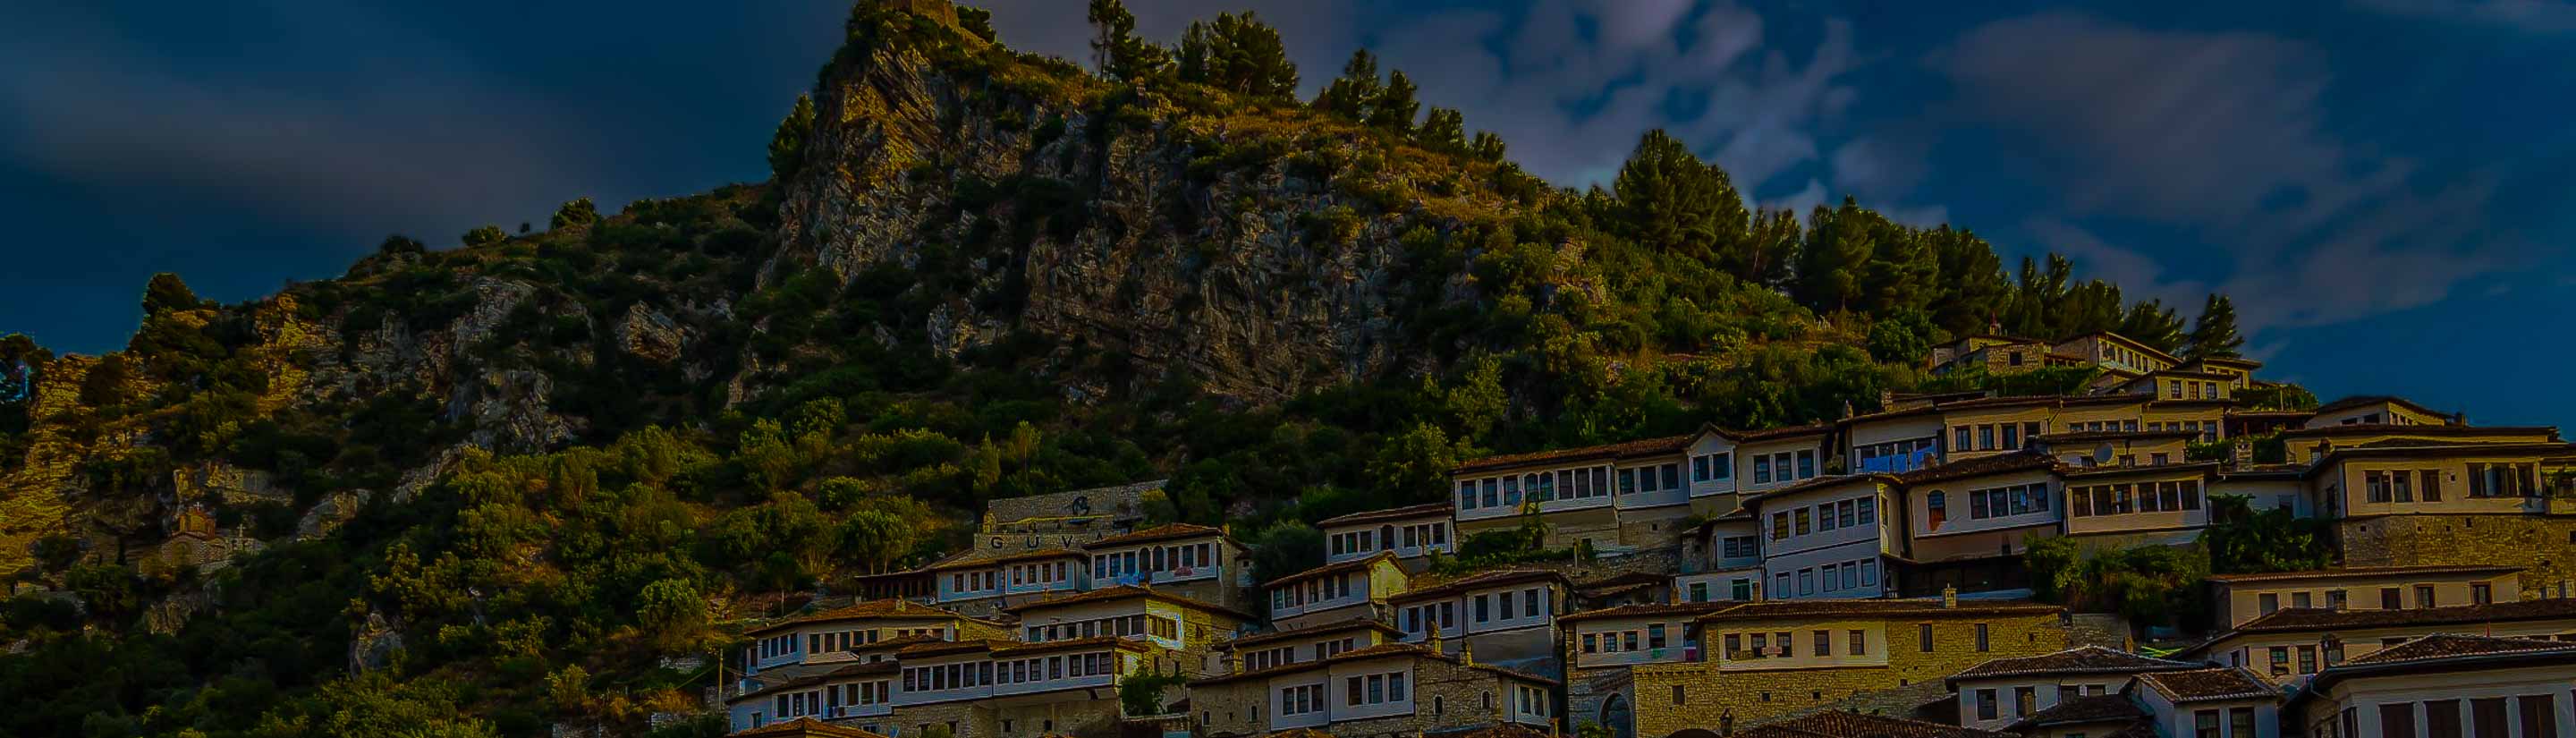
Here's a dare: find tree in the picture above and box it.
[1469,131,1507,163]
[635,578,707,648]
[1366,423,1461,502]
[461,225,507,247]
[1416,107,1466,154]
[1610,130,1747,271]
[1312,49,1380,121]
[2203,496,2330,573]
[1244,520,1324,588]
[1175,12,1298,101]
[377,234,427,256]
[767,94,816,181]
[2116,299,2188,355]
[1793,198,1876,314]
[1086,0,1165,83]
[1923,227,2007,337]
[1366,70,1419,135]
[956,5,996,42]
[2186,293,2245,359]
[142,273,201,316]
[551,198,598,230]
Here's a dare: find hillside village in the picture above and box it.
[723,328,2576,738]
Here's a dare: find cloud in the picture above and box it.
[2024,218,2209,310]
[1933,12,2526,332]
[2351,0,2576,33]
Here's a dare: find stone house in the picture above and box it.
[1630,597,2070,734]
[1185,641,1556,738]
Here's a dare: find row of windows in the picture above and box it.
[1580,623,1669,654]
[1972,683,2107,722]
[1620,462,1683,495]
[900,651,1117,693]
[2363,470,2445,504]
[1326,522,1449,556]
[1953,422,2043,454]
[1457,466,1613,511]
[1753,450,1818,486]
[1719,534,1759,560]
[1855,437,1937,473]
[2165,378,2223,401]
[1932,481,2051,525]
[1774,558,1877,597]
[1399,601,1457,635]
[2068,479,2204,517]
[2146,419,2220,443]
[1243,645,1293,671]
[1091,543,1216,579]
[833,680,891,708]
[802,627,908,658]
[1685,578,1758,603]
[1025,614,1174,642]
[773,688,830,720]
[1278,683,1327,716]
[1768,496,1878,540]
[2190,706,2259,738]
[2334,695,2558,738]
[1470,588,1554,623]
[1515,684,1551,717]
[1273,573,1358,610]
[2253,583,2494,616]
[1344,671,1407,707]
[1720,628,1870,658]
[1690,452,1734,482]
[2468,462,2544,498]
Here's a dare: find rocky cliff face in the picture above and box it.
[0,2,1527,585]
[772,14,1508,402]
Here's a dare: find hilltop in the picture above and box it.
[0,1,2278,735]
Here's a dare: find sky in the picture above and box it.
[4,0,2572,424]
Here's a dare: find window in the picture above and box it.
[2471,697,2507,738]
[2298,644,2317,674]
[1975,623,1990,651]
[1754,456,1773,485]
[1919,623,1934,651]
[2422,470,2443,501]
[2326,590,2348,609]
[2268,647,2290,675]
[1797,451,1816,479]
[1582,633,1598,654]
[2195,709,2221,738]
[1928,492,1947,529]
[1813,630,1831,656]
[1860,559,1877,589]
[1794,509,1810,536]
[2520,695,2556,738]
[1798,569,1815,596]
[2293,591,2311,608]
[1648,624,1666,649]
[1689,582,1708,603]
[1770,512,1789,541]
[2382,588,2402,609]
[1979,425,1996,450]
[2014,687,2036,718]
[1954,427,1973,450]
[1858,497,1877,525]
[2259,593,2279,615]
[1673,684,1686,705]
[2417,585,2436,608]
[2473,583,2493,605]
[2426,700,2461,738]
[2230,708,2258,738]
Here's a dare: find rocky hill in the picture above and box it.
[0,1,2250,735]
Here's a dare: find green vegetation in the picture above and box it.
[0,2,2290,734]
[2023,535,2209,629]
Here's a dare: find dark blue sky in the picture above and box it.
[4,1,2572,423]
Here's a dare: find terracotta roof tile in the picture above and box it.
[923,547,1087,571]
[1387,568,1572,602]
[1947,646,2201,685]
[1262,552,1400,588]
[1317,502,1453,527]
[1454,433,1697,473]
[1081,522,1229,549]
[2281,423,2555,439]
[1738,710,2013,738]
[1189,641,1555,687]
[1219,617,1402,650]
[1739,474,1903,508]
[2233,598,2576,633]
[2311,394,2445,417]
[1000,584,1257,621]
[1897,452,2058,486]
[2136,667,2275,703]
[1558,601,1741,624]
[2203,564,2521,584]
[1696,598,2062,625]
[727,717,891,738]
[745,598,978,636]
[2345,633,2576,665]
[2013,693,2147,728]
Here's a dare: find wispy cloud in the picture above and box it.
[2351,0,2576,33]
[1932,12,2529,332]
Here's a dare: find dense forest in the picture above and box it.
[0,2,2291,736]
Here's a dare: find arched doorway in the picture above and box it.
[1599,692,1635,738]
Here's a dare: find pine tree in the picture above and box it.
[2117,300,2188,355]
[1794,198,1876,314]
[1469,131,1507,162]
[1175,13,1298,100]
[1416,107,1467,154]
[1086,0,1165,83]
[1610,130,1748,269]
[142,273,200,315]
[2187,293,2246,359]
[767,94,815,181]
[551,198,598,231]
[1313,49,1380,121]
[1367,70,1419,135]
[1924,227,2007,337]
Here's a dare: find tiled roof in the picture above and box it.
[727,717,891,738]
[990,635,1149,657]
[1736,710,2013,738]
[1426,725,1553,738]
[2232,598,2576,633]
[2345,633,2576,665]
[1558,601,1741,624]
[1695,598,2061,624]
[2311,394,2444,417]
[1843,394,2147,424]
[1218,617,1402,650]
[2054,331,2182,365]
[1081,522,1229,548]
[1189,641,1556,687]
[2030,429,2201,443]
[2281,423,2556,439]
[1736,422,1834,442]
[923,547,1087,571]
[1946,646,2201,684]
[2136,667,2275,703]
[1387,568,1572,601]
[895,638,1010,658]
[1262,552,1399,588]
[2055,461,2221,480]
[745,598,977,636]
[1317,502,1453,527]
[2203,564,2521,584]
[2013,693,2146,728]
[1739,473,1903,508]
[1454,433,1698,473]
[1000,584,1257,620]
[1898,452,2057,486]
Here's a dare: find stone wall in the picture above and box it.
[2337,515,2576,593]
[992,694,1120,738]
[1631,614,2070,737]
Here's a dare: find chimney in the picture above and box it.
[1460,638,1476,666]
[1426,628,1445,656]
[1878,389,1895,409]
[2231,439,2253,470]
[1224,649,1241,674]
[1941,585,1958,608]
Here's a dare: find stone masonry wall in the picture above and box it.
[2338,516,2576,594]
[1632,614,2069,737]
